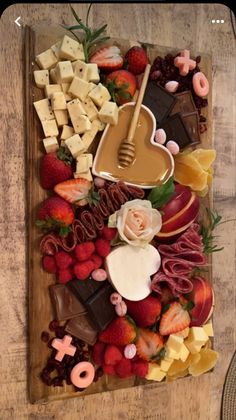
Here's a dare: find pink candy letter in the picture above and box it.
[174,50,196,76]
[192,72,209,97]
[52,334,76,362]
[70,361,95,388]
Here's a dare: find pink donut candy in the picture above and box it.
[70,361,95,388]
[91,268,107,282]
[115,300,127,316]
[94,177,106,188]
[154,128,166,145]
[192,72,209,97]
[110,292,122,305]
[166,141,180,155]
[124,344,137,359]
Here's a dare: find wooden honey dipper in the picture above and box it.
[118,63,151,167]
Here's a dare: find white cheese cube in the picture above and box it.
[65,134,85,158]
[86,63,100,83]
[44,84,62,98]
[34,70,49,88]
[43,136,59,153]
[88,82,97,93]
[33,98,54,121]
[59,35,85,61]
[51,92,67,110]
[49,68,60,84]
[68,77,91,102]
[61,83,74,101]
[146,364,166,382]
[165,347,180,360]
[55,61,74,83]
[74,60,89,80]
[188,327,209,346]
[166,335,184,354]
[72,115,92,134]
[179,344,190,362]
[174,327,190,339]
[54,110,69,126]
[36,49,58,69]
[184,341,202,354]
[89,83,111,107]
[76,155,90,174]
[50,41,62,59]
[98,101,119,125]
[203,322,214,337]
[82,97,98,121]
[60,125,74,140]
[159,358,174,372]
[80,153,93,167]
[67,99,86,122]
[92,118,105,131]
[41,119,59,137]
[75,169,93,181]
[81,125,98,150]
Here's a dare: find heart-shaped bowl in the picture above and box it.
[92,102,175,188]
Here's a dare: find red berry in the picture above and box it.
[102,364,116,375]
[131,359,149,378]
[115,357,133,378]
[73,260,94,280]
[92,341,106,366]
[90,253,103,269]
[74,242,95,262]
[57,267,73,284]
[42,255,57,274]
[100,226,117,241]
[95,238,111,258]
[54,251,73,269]
[104,345,123,366]
[125,46,149,75]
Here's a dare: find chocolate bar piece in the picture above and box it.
[86,282,116,330]
[170,90,197,115]
[65,314,98,346]
[67,277,103,303]
[49,284,87,321]
[182,112,201,145]
[158,113,193,150]
[143,81,177,124]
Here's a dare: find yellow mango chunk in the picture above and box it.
[188,348,219,376]
[168,353,200,376]
[166,369,189,382]
[191,149,216,171]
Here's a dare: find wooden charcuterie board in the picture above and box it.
[25,23,213,404]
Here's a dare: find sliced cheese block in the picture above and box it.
[105,244,161,301]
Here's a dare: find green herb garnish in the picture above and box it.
[200,208,224,254]
[147,176,175,209]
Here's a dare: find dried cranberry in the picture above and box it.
[196,55,201,63]
[51,376,64,387]
[49,320,59,331]
[47,338,55,349]
[75,387,85,392]
[199,115,206,122]
[41,331,50,343]
[55,326,65,338]
[96,367,104,378]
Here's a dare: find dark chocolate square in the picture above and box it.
[158,113,193,149]
[65,314,98,346]
[181,112,201,145]
[143,81,177,124]
[67,277,103,303]
[86,282,116,331]
[49,284,87,321]
[170,90,197,115]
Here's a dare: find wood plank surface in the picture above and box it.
[0,3,235,419]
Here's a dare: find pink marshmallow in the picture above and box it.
[115,300,127,317]
[124,344,137,359]
[70,361,95,388]
[94,177,105,188]
[165,81,179,93]
[174,50,196,76]
[166,141,180,155]
[192,71,209,97]
[110,292,122,305]
[91,268,107,282]
[154,128,166,145]
[52,335,76,362]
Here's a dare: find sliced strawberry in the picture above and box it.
[136,328,164,362]
[159,301,191,336]
[54,178,91,204]
[89,46,124,72]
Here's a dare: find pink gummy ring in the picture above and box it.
[192,72,209,97]
[70,361,95,388]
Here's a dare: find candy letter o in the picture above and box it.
[70,361,95,388]
[192,72,209,97]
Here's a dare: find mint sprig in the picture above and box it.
[147,176,175,209]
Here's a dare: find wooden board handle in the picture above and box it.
[127,63,151,142]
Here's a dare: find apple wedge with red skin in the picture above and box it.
[187,276,214,326]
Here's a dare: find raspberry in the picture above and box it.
[115,357,133,378]
[102,364,116,375]
[74,242,95,262]
[90,253,103,269]
[104,345,123,366]
[54,251,73,269]
[131,359,148,378]
[92,341,106,366]
[58,267,73,284]
[95,238,111,258]
[42,255,57,274]
[73,260,94,280]
[100,226,117,241]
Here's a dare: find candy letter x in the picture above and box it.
[52,334,76,361]
[174,50,196,76]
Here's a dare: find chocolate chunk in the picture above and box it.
[49,284,87,321]
[67,277,103,303]
[65,315,98,346]
[181,112,201,145]
[86,282,116,330]
[170,90,197,115]
[158,113,193,150]
[143,81,177,124]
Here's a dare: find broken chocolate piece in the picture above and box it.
[86,282,116,330]
[170,90,197,115]
[157,113,193,150]
[181,112,201,145]
[143,81,177,124]
[65,315,98,346]
[49,284,87,321]
[67,277,103,303]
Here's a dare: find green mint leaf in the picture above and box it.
[183,301,195,312]
[147,176,175,208]
[162,303,170,314]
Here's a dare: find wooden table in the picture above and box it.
[0,3,235,419]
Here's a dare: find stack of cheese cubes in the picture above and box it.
[33,35,119,181]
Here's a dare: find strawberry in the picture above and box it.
[159,301,191,336]
[125,295,162,328]
[73,260,94,280]
[160,287,175,305]
[90,253,103,269]
[95,238,111,257]
[102,364,116,375]
[54,178,92,204]
[54,251,73,269]
[92,341,106,366]
[99,317,136,346]
[124,46,149,75]
[131,359,149,378]
[104,345,123,366]
[100,226,117,241]
[74,242,95,262]
[40,148,73,190]
[89,46,124,72]
[136,328,164,362]
[42,255,57,274]
[106,70,137,105]
[36,196,74,235]
[57,267,74,284]
[115,357,133,378]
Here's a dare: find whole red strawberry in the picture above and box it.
[99,317,136,346]
[125,46,149,75]
[36,196,74,235]
[40,147,73,190]
[125,295,162,328]
[106,70,137,105]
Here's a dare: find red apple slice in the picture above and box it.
[161,184,192,223]
[188,277,214,326]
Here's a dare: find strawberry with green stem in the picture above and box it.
[106,70,137,105]
[40,147,73,190]
[36,196,74,237]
